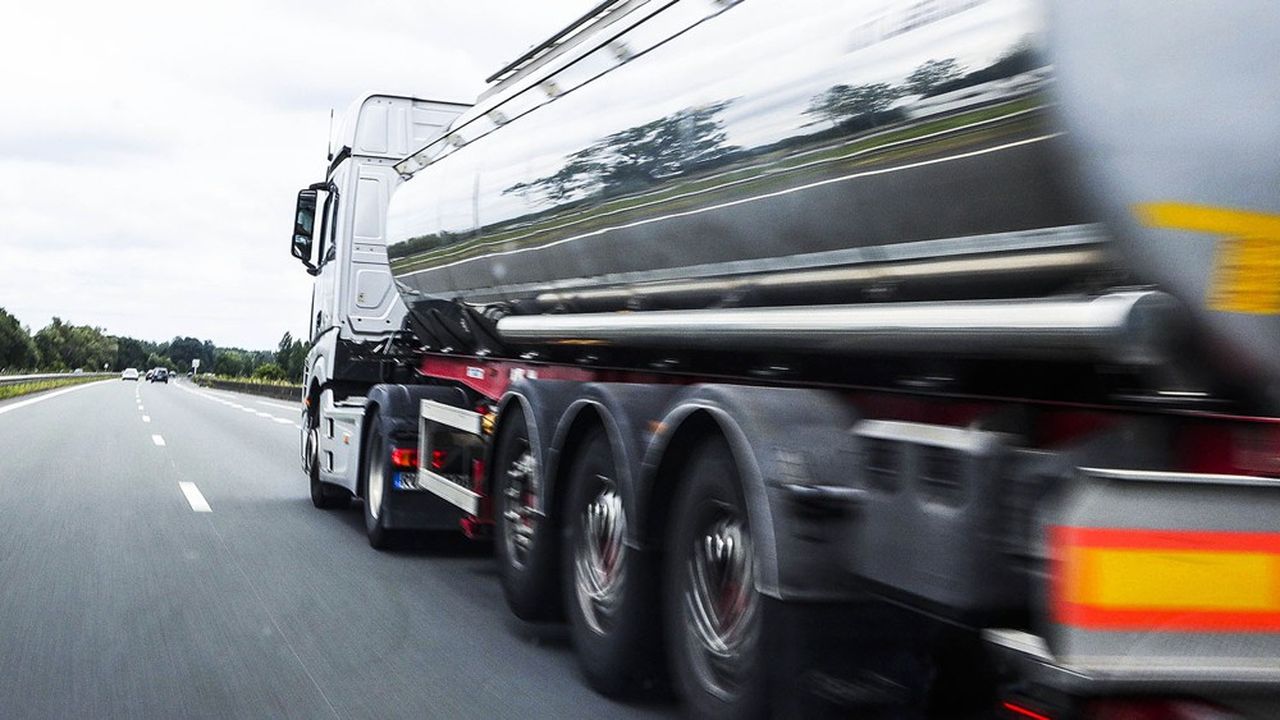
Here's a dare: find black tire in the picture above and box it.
[663,435,768,720]
[361,410,396,549]
[493,406,561,620]
[561,428,663,697]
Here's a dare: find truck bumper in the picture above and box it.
[988,628,1280,719]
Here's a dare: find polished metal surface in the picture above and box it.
[382,0,1280,392]
[387,0,1074,316]
[367,434,385,520]
[497,290,1180,365]
[573,476,627,635]
[682,513,758,702]
[1049,2,1280,385]
[502,448,539,570]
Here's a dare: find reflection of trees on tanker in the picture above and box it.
[504,100,741,203]
[388,45,1045,268]
[390,102,743,265]
[801,46,1036,133]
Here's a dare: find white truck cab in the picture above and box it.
[290,94,468,499]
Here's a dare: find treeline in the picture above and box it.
[0,307,307,381]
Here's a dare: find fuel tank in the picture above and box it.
[385,0,1280,383]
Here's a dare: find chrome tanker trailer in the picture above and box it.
[289,1,1280,717]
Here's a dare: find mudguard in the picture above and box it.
[549,383,681,549]
[641,384,863,602]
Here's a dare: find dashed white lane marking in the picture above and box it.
[0,381,105,417]
[178,482,212,512]
[151,434,166,446]
[294,423,304,430]
[254,411,273,418]
[142,415,151,423]
[273,417,293,425]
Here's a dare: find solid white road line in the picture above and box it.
[256,399,298,411]
[178,482,212,512]
[151,434,166,446]
[142,415,151,423]
[0,381,105,417]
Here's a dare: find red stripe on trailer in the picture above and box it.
[418,355,600,400]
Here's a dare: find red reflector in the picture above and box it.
[1002,701,1053,720]
[390,447,418,469]
[430,448,447,470]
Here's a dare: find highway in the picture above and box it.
[0,379,675,720]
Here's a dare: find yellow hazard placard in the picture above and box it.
[1136,203,1280,315]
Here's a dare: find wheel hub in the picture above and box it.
[502,448,539,568]
[574,476,627,635]
[683,512,758,701]
[367,436,385,520]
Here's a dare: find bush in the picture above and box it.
[252,362,287,381]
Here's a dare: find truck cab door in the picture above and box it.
[343,165,405,337]
[312,163,348,342]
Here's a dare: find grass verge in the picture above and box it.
[0,376,104,402]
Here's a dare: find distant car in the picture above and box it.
[121,368,140,381]
[149,368,169,384]
[145,369,155,381]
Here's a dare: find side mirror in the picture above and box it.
[291,189,318,266]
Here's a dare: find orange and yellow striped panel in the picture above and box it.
[1052,526,1280,632]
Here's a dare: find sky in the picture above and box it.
[0,0,595,350]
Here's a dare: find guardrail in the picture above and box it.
[193,377,303,402]
[0,372,114,386]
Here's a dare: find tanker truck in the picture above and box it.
[287,1,1280,717]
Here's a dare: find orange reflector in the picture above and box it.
[1052,526,1280,632]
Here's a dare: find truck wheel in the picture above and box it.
[307,422,349,510]
[562,428,661,696]
[361,411,396,550]
[493,406,560,620]
[664,436,767,720]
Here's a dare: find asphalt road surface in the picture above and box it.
[0,379,676,720]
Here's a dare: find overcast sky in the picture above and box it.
[0,0,594,349]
